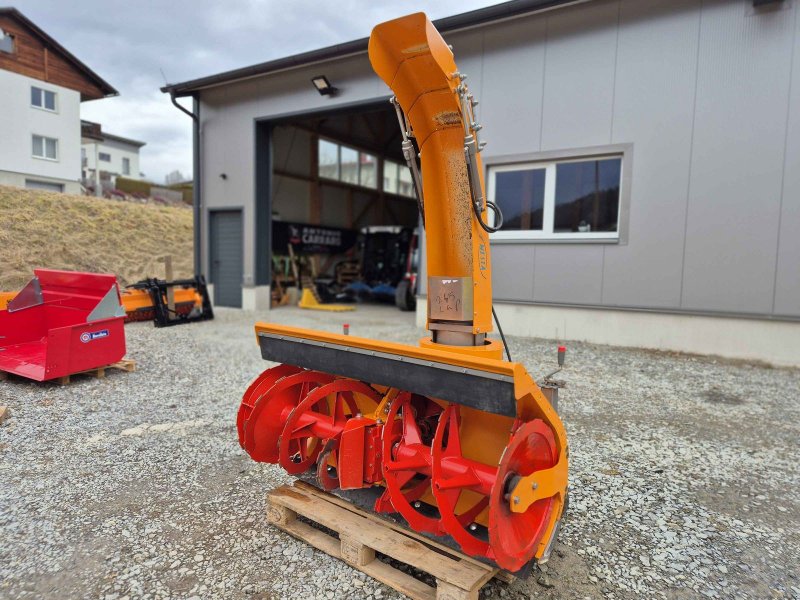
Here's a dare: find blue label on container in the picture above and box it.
[80,329,110,343]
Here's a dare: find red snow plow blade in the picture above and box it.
[0,269,127,381]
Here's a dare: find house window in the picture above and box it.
[31,87,57,111]
[382,159,416,199]
[99,152,111,162]
[32,135,58,160]
[488,154,623,241]
[0,28,13,54]
[122,157,130,175]
[317,138,378,190]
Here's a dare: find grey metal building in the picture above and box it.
[163,0,800,366]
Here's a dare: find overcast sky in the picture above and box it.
[16,0,499,183]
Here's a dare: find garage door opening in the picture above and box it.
[265,102,420,311]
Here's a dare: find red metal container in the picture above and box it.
[0,269,127,381]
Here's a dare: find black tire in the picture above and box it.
[395,280,416,311]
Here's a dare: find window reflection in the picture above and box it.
[495,169,545,230]
[554,158,621,233]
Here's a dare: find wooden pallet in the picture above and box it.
[267,481,513,600]
[0,358,136,385]
[57,358,136,385]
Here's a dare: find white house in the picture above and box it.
[81,120,145,191]
[0,8,116,194]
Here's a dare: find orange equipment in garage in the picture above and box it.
[0,292,15,311]
[121,275,213,327]
[236,13,568,573]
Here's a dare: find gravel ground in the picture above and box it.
[1,305,798,600]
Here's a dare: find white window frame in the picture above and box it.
[382,158,416,199]
[487,149,628,243]
[32,134,59,161]
[317,137,379,191]
[31,86,58,113]
[122,157,131,175]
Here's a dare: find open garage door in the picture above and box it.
[263,102,420,311]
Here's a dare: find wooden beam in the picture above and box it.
[384,197,400,224]
[353,198,377,227]
[347,188,354,228]
[273,168,416,203]
[310,133,321,224]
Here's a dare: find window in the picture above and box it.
[0,28,13,54]
[488,154,623,240]
[318,140,339,180]
[32,135,58,160]
[317,138,378,190]
[99,152,111,162]
[122,157,130,175]
[31,87,57,111]
[382,159,416,199]
[359,153,377,188]
[339,146,358,184]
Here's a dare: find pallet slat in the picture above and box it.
[58,359,136,385]
[267,483,503,600]
[293,480,515,583]
[0,358,135,385]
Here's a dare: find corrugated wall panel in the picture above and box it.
[540,0,620,151]
[773,4,800,317]
[602,0,700,309]
[534,245,604,304]
[447,30,485,98]
[491,245,536,301]
[480,18,547,155]
[680,0,796,314]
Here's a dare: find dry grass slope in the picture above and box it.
[0,185,193,290]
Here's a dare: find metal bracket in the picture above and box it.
[390,96,426,225]
[87,285,126,322]
[7,277,43,312]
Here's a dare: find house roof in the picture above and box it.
[81,120,146,148]
[0,7,117,99]
[161,0,590,97]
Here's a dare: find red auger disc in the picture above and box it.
[241,370,333,463]
[237,364,300,448]
[378,392,444,535]
[278,379,379,475]
[430,404,493,557]
[488,419,559,572]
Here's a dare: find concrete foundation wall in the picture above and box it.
[0,169,80,194]
[416,299,800,367]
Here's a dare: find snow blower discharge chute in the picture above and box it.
[236,13,568,573]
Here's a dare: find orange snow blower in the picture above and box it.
[237,13,568,573]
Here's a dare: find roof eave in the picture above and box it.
[161,0,591,96]
[0,7,118,98]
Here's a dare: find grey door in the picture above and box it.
[210,210,243,307]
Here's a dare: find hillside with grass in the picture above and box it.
[0,185,193,291]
